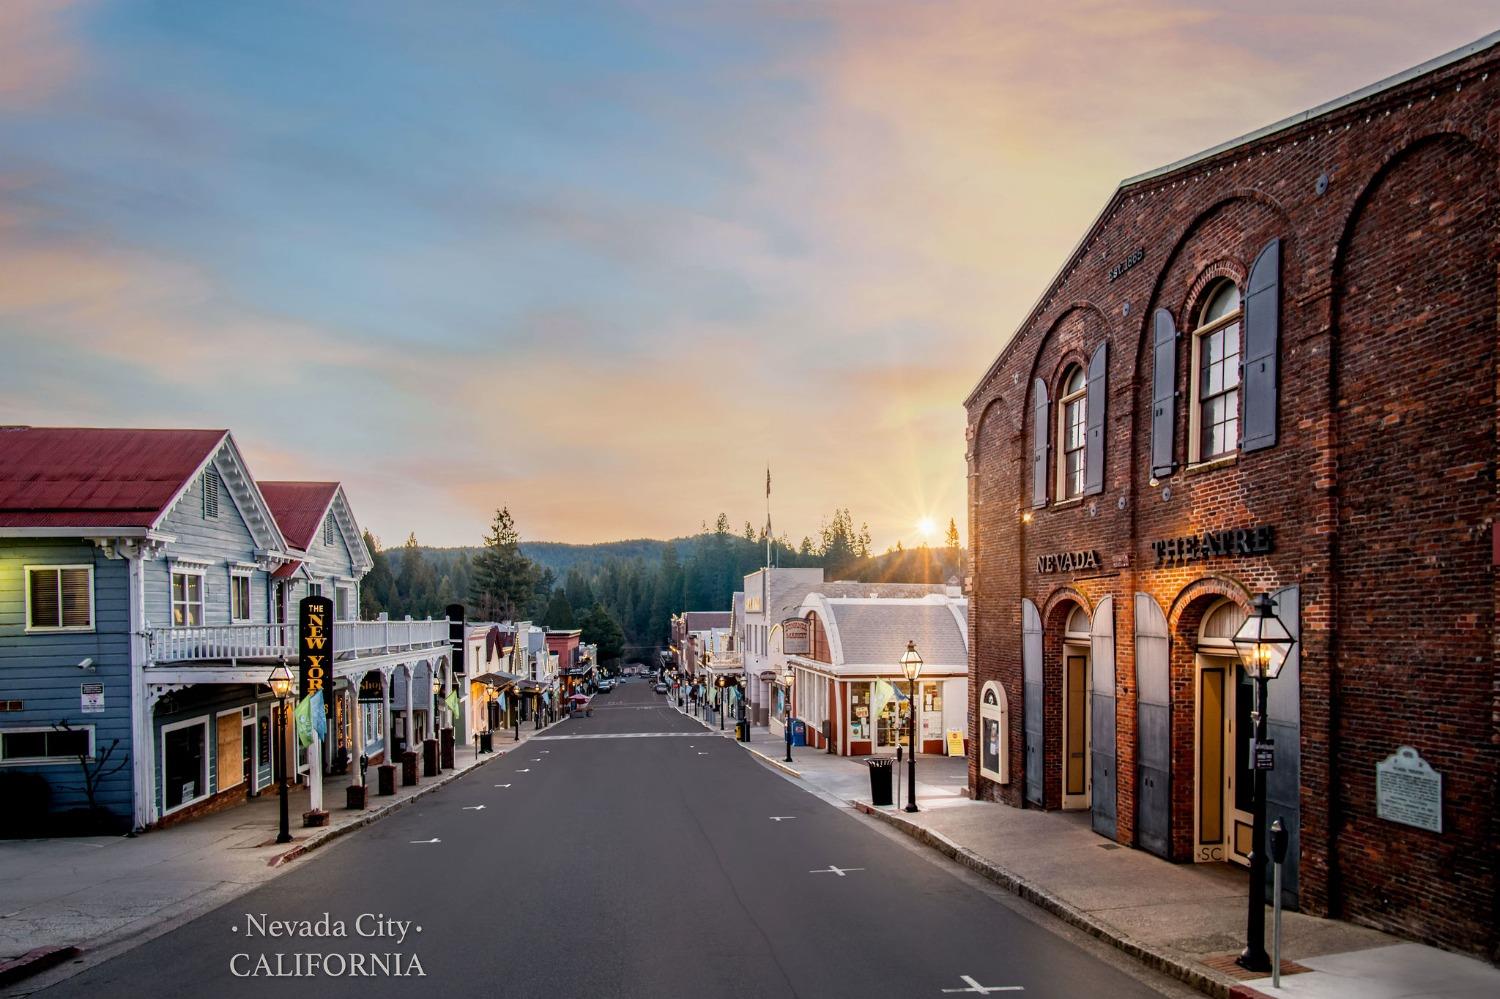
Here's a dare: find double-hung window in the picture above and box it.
[1191,282,1242,463]
[230,571,252,622]
[172,570,205,627]
[1056,366,1087,500]
[25,566,94,631]
[335,585,352,621]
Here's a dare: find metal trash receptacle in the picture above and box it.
[736,720,750,742]
[867,757,894,806]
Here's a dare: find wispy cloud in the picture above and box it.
[0,2,1495,549]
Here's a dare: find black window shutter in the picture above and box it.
[1241,237,1281,452]
[1150,309,1178,478]
[1031,378,1049,508]
[1084,342,1107,495]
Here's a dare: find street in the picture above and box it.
[31,679,1181,999]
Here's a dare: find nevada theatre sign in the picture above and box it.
[1152,525,1275,566]
[1036,550,1102,574]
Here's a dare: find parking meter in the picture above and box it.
[1270,818,1287,985]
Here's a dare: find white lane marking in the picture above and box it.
[769,816,796,822]
[809,866,863,877]
[515,768,530,772]
[531,758,542,761]
[531,732,708,740]
[410,838,441,844]
[463,805,486,811]
[940,975,1023,994]
[494,784,511,788]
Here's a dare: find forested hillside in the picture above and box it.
[359,509,966,664]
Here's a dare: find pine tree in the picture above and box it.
[360,530,395,618]
[946,518,961,551]
[543,588,575,629]
[468,508,540,622]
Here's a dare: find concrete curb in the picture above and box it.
[852,801,1241,999]
[0,947,80,987]
[267,721,564,869]
[744,747,803,779]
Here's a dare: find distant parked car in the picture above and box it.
[596,679,613,692]
[653,682,669,694]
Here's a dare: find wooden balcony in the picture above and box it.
[148,618,451,664]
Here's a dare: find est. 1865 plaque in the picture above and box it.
[1375,746,1443,833]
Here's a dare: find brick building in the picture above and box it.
[962,33,1499,959]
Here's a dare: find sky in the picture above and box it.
[1,2,1495,551]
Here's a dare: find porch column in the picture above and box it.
[125,546,155,830]
[351,683,364,787]
[403,665,414,748]
[381,668,393,761]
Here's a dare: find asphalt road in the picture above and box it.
[31,678,1181,999]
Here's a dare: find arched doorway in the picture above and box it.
[1060,604,1092,810]
[1193,598,1251,865]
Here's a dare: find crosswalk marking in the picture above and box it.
[532,732,717,741]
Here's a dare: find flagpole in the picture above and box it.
[765,464,771,570]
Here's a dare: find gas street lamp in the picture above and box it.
[899,641,923,813]
[1230,593,1296,973]
[266,662,295,845]
[782,667,796,763]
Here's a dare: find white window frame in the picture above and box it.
[215,707,249,793]
[160,715,211,815]
[230,568,253,622]
[0,724,95,766]
[1055,366,1087,500]
[1188,283,1243,466]
[202,468,220,519]
[978,681,1009,784]
[24,564,96,633]
[171,566,207,628]
[335,584,353,622]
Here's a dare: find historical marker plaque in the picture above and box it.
[1376,746,1442,833]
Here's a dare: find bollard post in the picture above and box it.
[1270,817,1288,988]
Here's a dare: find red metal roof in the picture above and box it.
[0,427,226,529]
[259,481,339,551]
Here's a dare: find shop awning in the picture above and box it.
[514,679,551,693]
[471,670,523,688]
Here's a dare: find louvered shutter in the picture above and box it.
[1031,379,1049,508]
[1084,342,1107,495]
[28,569,60,628]
[60,568,92,628]
[1150,309,1177,479]
[1241,237,1281,452]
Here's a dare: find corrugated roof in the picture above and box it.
[826,601,967,668]
[259,481,339,551]
[684,611,731,631]
[0,426,226,529]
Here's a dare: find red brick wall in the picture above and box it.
[964,43,1499,957]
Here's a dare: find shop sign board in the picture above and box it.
[299,595,335,721]
[1253,739,1275,770]
[80,682,105,714]
[1376,746,1442,833]
[946,729,966,757]
[781,618,810,656]
[1151,525,1274,567]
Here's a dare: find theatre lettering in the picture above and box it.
[1036,550,1101,574]
[1151,526,1273,566]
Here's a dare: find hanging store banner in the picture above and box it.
[781,618,811,656]
[299,594,335,722]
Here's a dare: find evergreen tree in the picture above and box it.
[946,517,961,552]
[468,507,541,622]
[360,530,395,618]
[578,602,626,664]
[543,588,575,629]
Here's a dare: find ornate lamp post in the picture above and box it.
[900,641,923,813]
[266,662,295,845]
[782,667,796,763]
[1230,593,1296,973]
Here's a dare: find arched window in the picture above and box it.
[979,680,1009,784]
[1191,281,1242,463]
[1197,598,1247,651]
[1056,365,1087,499]
[1064,604,1091,642]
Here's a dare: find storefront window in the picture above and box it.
[850,682,871,740]
[920,682,943,742]
[163,720,207,811]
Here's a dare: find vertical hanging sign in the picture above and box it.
[299,594,335,722]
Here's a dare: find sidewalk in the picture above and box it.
[723,714,1500,999]
[0,716,567,989]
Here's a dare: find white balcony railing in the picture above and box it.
[148,618,451,664]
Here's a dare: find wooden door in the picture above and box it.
[216,714,243,793]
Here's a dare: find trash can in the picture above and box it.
[791,719,807,746]
[736,720,750,742]
[867,757,894,807]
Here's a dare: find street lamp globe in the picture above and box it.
[266,663,294,699]
[900,641,923,682]
[1231,593,1295,679]
[782,667,795,688]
